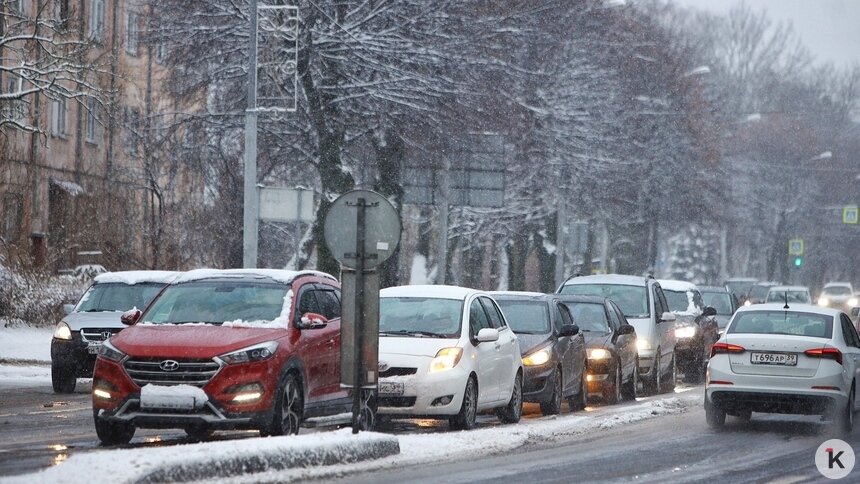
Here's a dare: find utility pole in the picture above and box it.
[242,0,259,268]
[435,163,449,285]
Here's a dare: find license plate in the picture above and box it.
[87,343,102,355]
[140,386,202,410]
[751,352,797,366]
[379,381,404,396]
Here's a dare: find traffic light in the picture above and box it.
[794,256,803,267]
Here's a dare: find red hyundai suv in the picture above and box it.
[92,269,352,445]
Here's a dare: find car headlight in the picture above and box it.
[219,341,278,365]
[743,300,752,307]
[53,322,72,340]
[523,348,552,366]
[675,326,697,339]
[848,297,858,307]
[587,348,609,360]
[429,347,463,373]
[818,297,830,307]
[636,338,651,352]
[98,340,126,363]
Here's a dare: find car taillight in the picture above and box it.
[804,347,843,365]
[710,342,745,358]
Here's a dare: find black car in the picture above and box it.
[492,292,588,415]
[557,295,638,403]
[659,281,720,383]
[698,285,738,334]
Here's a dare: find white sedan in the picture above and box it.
[376,285,523,429]
[705,303,860,431]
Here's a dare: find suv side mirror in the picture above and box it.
[121,308,141,326]
[558,324,579,337]
[660,312,676,323]
[298,312,329,330]
[702,306,717,317]
[476,328,499,343]
[63,304,75,315]
[618,324,636,336]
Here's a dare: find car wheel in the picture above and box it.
[266,373,303,436]
[497,372,523,424]
[51,363,76,394]
[621,357,638,401]
[704,394,726,429]
[93,409,135,446]
[604,362,621,405]
[184,425,214,441]
[642,351,660,395]
[834,384,855,434]
[450,376,478,430]
[684,355,705,384]
[539,368,562,416]
[358,388,377,431]
[660,352,676,393]
[568,366,588,411]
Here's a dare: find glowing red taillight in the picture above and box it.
[710,342,745,358]
[804,347,843,365]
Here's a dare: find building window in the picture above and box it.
[123,106,140,155]
[54,0,69,26]
[3,76,26,121]
[51,97,67,136]
[10,0,25,15]
[88,0,105,41]
[85,97,98,143]
[126,11,139,56]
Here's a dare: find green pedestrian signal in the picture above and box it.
[794,257,803,267]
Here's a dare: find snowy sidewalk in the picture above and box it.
[0,323,53,364]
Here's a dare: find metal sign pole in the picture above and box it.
[242,0,259,268]
[352,197,366,434]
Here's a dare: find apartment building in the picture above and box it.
[0,0,202,271]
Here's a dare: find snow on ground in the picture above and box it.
[0,364,51,388]
[0,323,53,363]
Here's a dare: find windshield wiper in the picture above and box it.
[380,329,446,338]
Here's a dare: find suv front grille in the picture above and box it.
[123,358,221,388]
[380,367,417,378]
[81,328,122,342]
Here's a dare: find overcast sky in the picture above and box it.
[669,0,860,68]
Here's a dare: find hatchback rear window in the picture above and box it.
[728,311,833,339]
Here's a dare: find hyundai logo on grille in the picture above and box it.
[101,331,112,340]
[159,360,180,372]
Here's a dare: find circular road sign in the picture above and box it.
[323,190,401,270]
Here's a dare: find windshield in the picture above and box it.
[823,286,851,296]
[495,300,550,334]
[564,302,610,333]
[748,285,772,300]
[379,297,463,338]
[75,283,164,312]
[560,284,649,319]
[702,292,733,316]
[765,291,810,304]
[728,311,833,338]
[663,290,691,313]
[142,282,288,324]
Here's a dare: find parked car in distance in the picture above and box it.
[92,269,348,445]
[705,303,860,432]
[765,285,812,305]
[659,280,719,383]
[557,295,638,403]
[376,286,524,430]
[557,274,677,395]
[818,282,857,310]
[51,271,179,394]
[699,285,738,335]
[724,277,757,304]
[744,281,779,306]
[492,292,588,415]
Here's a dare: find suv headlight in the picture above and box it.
[848,297,859,307]
[636,338,652,352]
[98,340,126,362]
[53,322,72,340]
[523,347,552,366]
[675,326,697,339]
[429,347,463,373]
[219,341,278,365]
[587,348,609,360]
[818,297,830,307]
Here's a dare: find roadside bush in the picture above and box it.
[0,267,89,328]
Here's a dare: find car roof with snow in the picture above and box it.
[767,285,809,292]
[734,302,842,318]
[94,270,180,285]
[561,274,650,288]
[555,294,610,305]
[381,285,481,300]
[174,268,336,285]
[490,291,548,300]
[657,279,698,292]
[698,285,729,292]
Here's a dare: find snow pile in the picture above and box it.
[140,384,209,410]
[0,324,53,362]
[0,270,88,328]
[9,429,399,484]
[0,364,51,388]
[94,271,179,285]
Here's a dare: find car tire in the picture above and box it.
[604,363,621,405]
[51,363,76,394]
[568,365,588,411]
[185,425,214,441]
[642,351,660,395]
[833,384,855,434]
[621,358,638,401]
[539,368,562,416]
[704,394,726,429]
[684,355,705,384]
[264,373,303,436]
[660,352,676,394]
[450,376,478,430]
[93,409,135,446]
[497,372,523,424]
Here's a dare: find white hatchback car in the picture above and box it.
[705,303,860,431]
[377,285,524,429]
